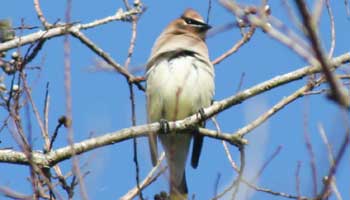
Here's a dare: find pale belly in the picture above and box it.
[146,55,214,122]
[146,55,214,186]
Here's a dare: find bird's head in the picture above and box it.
[166,8,211,40]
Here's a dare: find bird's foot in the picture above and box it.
[198,108,206,127]
[154,191,169,200]
[159,119,170,134]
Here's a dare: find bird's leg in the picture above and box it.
[198,108,206,127]
[159,119,170,134]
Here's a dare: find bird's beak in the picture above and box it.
[201,23,212,31]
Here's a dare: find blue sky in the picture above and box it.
[1,1,350,200]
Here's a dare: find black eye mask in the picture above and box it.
[181,16,211,29]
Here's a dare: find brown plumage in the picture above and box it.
[146,9,214,199]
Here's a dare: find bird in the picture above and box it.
[146,8,214,199]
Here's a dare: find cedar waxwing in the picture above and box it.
[146,8,214,199]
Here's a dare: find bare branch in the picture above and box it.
[345,0,350,17]
[312,0,324,25]
[295,0,349,107]
[325,0,335,58]
[0,7,142,52]
[43,82,50,151]
[318,111,350,199]
[220,0,319,67]
[69,29,144,90]
[251,145,282,182]
[317,124,334,165]
[33,0,52,29]
[234,81,316,138]
[317,124,343,200]
[0,125,245,166]
[295,161,302,198]
[21,72,47,149]
[212,26,255,65]
[213,147,245,199]
[212,116,240,172]
[120,153,166,200]
[0,186,40,200]
[124,17,138,70]
[127,82,143,199]
[303,96,318,196]
[0,53,349,166]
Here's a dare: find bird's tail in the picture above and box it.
[170,171,188,200]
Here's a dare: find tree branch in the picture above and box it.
[0,7,142,52]
[295,0,349,108]
[0,53,349,166]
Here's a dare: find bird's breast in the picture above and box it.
[146,54,214,121]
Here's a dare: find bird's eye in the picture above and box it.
[183,17,203,26]
[184,18,195,25]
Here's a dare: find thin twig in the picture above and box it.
[212,147,245,199]
[42,82,67,198]
[232,147,245,199]
[212,26,255,65]
[6,117,63,199]
[220,121,308,200]
[212,116,239,172]
[0,186,43,200]
[123,0,131,10]
[330,178,343,200]
[123,13,142,198]
[124,17,138,70]
[128,82,143,200]
[312,0,324,25]
[303,88,329,96]
[325,0,336,58]
[295,161,302,198]
[20,71,47,149]
[69,29,144,90]
[303,92,318,196]
[318,110,350,199]
[22,72,40,199]
[49,117,65,151]
[245,181,309,200]
[317,124,343,200]
[206,0,212,24]
[220,0,319,67]
[33,0,52,28]
[235,72,245,92]
[120,153,166,200]
[234,81,317,138]
[282,0,303,31]
[43,82,50,151]
[295,0,349,107]
[64,1,88,199]
[198,127,247,146]
[345,0,350,17]
[251,145,282,182]
[317,124,334,165]
[213,173,221,198]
